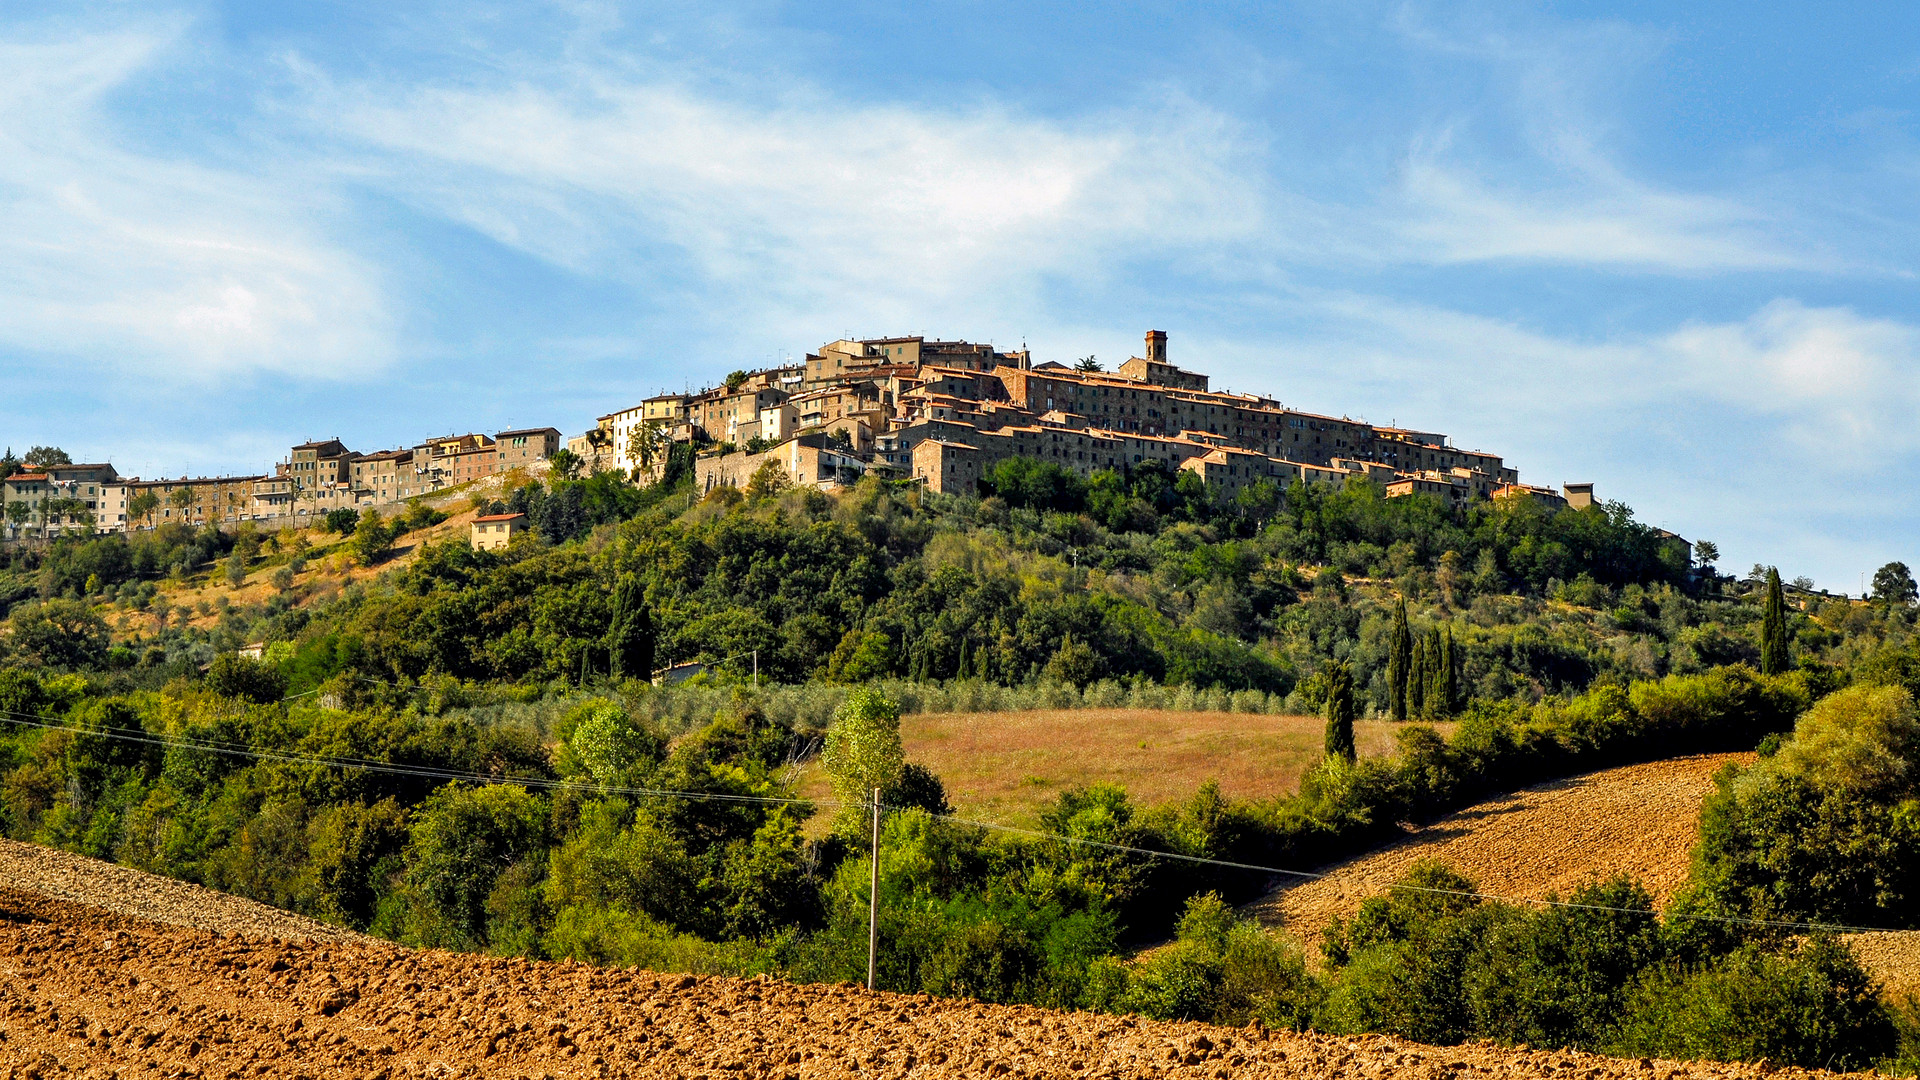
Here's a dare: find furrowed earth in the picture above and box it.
[0,834,1882,1080]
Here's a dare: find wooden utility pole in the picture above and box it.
[867,787,881,991]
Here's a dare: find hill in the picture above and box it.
[1241,751,1920,1003]
[1246,753,1752,950]
[0,855,1855,1080]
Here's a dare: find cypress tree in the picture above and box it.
[1435,626,1457,718]
[1387,598,1412,721]
[1408,635,1427,719]
[605,573,656,681]
[1423,628,1446,720]
[1761,568,1792,675]
[1324,661,1356,761]
[957,639,970,682]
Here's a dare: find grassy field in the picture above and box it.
[794,710,1431,826]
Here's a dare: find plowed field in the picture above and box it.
[1245,754,1752,948]
[1241,753,1920,1002]
[0,884,1861,1080]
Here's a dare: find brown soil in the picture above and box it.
[1246,754,1754,949]
[797,712,1443,826]
[1841,931,1920,1003]
[0,883,1862,1080]
[0,837,362,944]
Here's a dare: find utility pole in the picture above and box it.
[867,787,881,992]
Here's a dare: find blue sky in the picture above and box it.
[3,2,1917,591]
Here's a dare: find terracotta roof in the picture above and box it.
[473,513,526,523]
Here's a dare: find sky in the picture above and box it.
[2,1,1917,592]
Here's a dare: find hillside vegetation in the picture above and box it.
[2,465,1920,1070]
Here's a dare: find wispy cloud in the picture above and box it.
[1377,8,1820,273]
[316,73,1268,325]
[1394,152,1808,271]
[1666,299,1920,450]
[0,24,393,380]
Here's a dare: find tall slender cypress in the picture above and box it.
[1408,635,1427,718]
[1388,598,1412,721]
[1435,626,1457,718]
[1760,568,1792,675]
[1324,661,1356,761]
[1421,629,1443,720]
[606,573,655,681]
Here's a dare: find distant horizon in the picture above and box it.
[4,2,1918,592]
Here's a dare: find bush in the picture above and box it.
[323,508,361,535]
[204,654,288,704]
[1612,939,1895,1070]
[1690,685,1920,927]
[400,783,549,949]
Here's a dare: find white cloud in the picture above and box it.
[320,75,1268,321]
[0,27,393,379]
[1395,155,1807,271]
[1666,299,1920,450]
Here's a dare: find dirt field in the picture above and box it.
[0,837,362,944]
[798,711,1435,825]
[1246,754,1754,949]
[1240,752,1920,1001]
[0,883,1859,1080]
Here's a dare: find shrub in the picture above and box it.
[1612,938,1895,1071]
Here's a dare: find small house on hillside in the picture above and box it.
[471,512,526,551]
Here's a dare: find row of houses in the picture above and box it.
[577,328,1606,527]
[1,427,564,540]
[3,327,1646,554]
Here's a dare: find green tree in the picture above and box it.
[605,573,656,680]
[746,458,790,499]
[1074,355,1103,372]
[1408,634,1427,718]
[823,687,906,836]
[1434,626,1457,718]
[1387,599,1412,721]
[548,448,583,480]
[353,509,395,564]
[127,490,159,529]
[1872,562,1917,607]
[3,500,29,531]
[224,547,249,588]
[23,446,70,467]
[167,486,193,519]
[205,654,288,703]
[1693,540,1719,570]
[323,507,360,535]
[627,422,668,480]
[10,599,110,668]
[724,369,749,392]
[1760,568,1792,675]
[401,783,549,949]
[1324,661,1356,760]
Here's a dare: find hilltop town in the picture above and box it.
[0,330,1594,542]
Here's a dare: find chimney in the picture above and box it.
[1145,330,1168,366]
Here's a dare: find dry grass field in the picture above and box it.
[794,710,1437,825]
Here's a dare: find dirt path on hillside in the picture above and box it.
[1245,754,1753,950]
[0,837,364,944]
[0,885,1863,1080]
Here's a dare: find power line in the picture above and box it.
[0,709,828,811]
[925,810,1909,936]
[0,703,1907,937]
